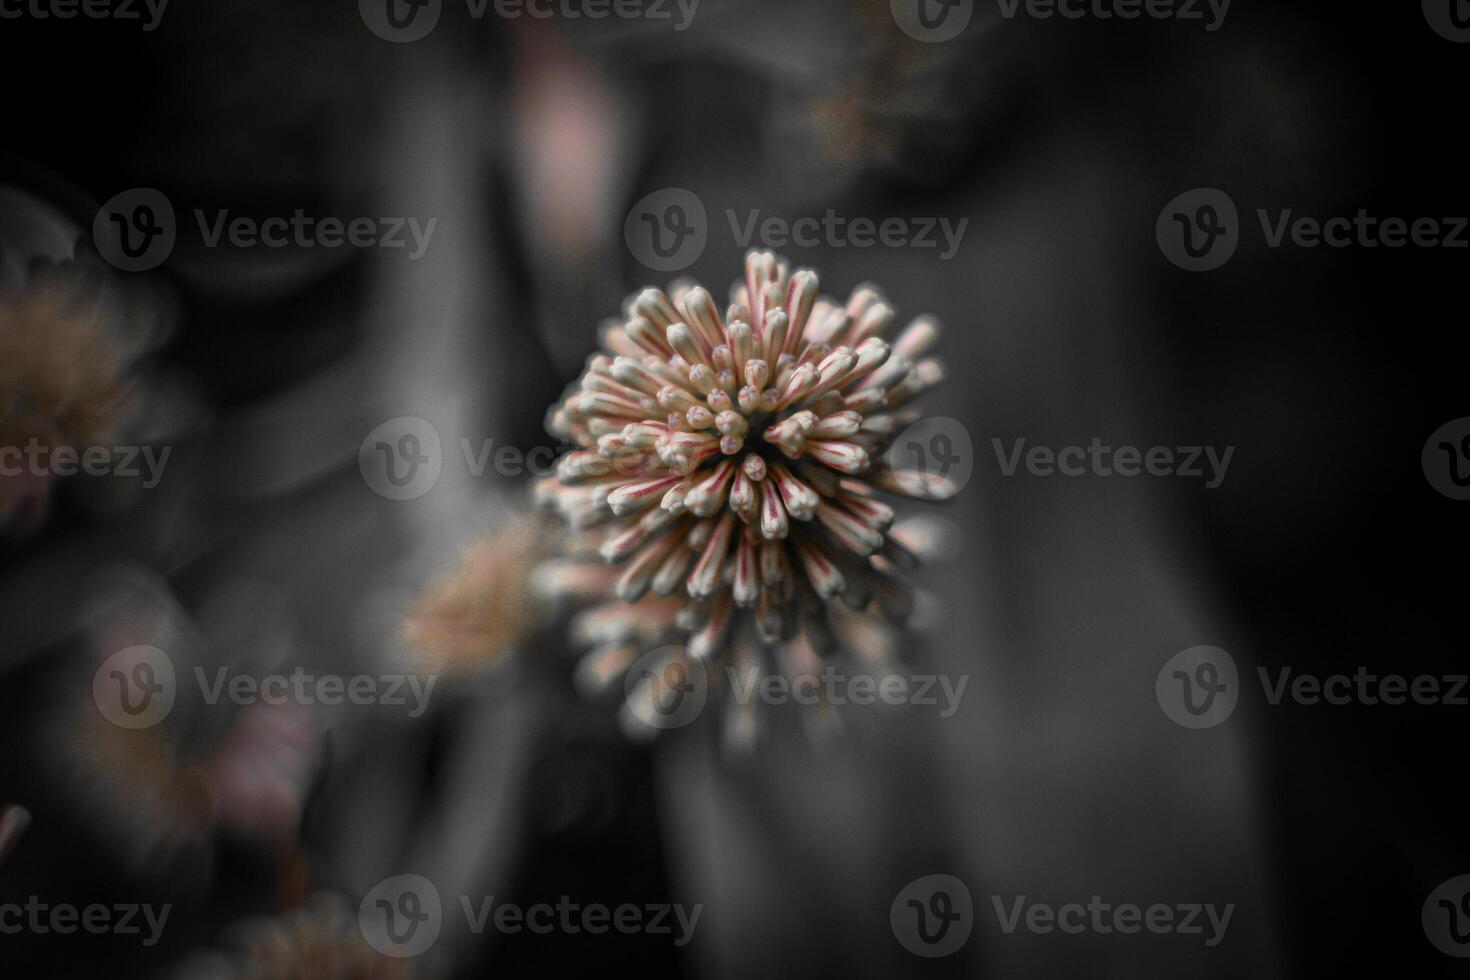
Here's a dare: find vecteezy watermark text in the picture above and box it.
[1257,209,1469,250]
[195,667,438,719]
[726,210,969,262]
[360,0,699,43]
[726,666,968,718]
[622,648,969,733]
[92,646,440,729]
[358,875,701,958]
[359,416,585,501]
[1156,646,1470,730]
[891,879,1233,955]
[466,0,698,27]
[995,0,1230,30]
[623,188,970,272]
[0,0,167,29]
[0,898,170,946]
[991,437,1234,488]
[1258,667,1469,708]
[460,895,701,945]
[93,187,438,273]
[194,210,436,260]
[991,895,1234,946]
[1159,187,1470,271]
[0,439,171,488]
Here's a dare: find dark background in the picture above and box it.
[1,0,1465,977]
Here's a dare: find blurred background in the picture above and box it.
[1,0,1466,976]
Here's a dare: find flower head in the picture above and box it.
[53,574,322,864]
[181,895,422,980]
[0,260,159,519]
[536,251,955,731]
[402,512,549,678]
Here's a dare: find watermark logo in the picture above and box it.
[1424,0,1470,42]
[360,876,701,953]
[624,190,969,271]
[93,188,176,272]
[1155,646,1238,729]
[92,645,175,730]
[886,417,974,494]
[1162,654,1469,726]
[93,647,434,727]
[93,189,437,272]
[623,646,708,731]
[360,0,442,42]
[1163,189,1470,270]
[1424,875,1470,956]
[891,874,973,957]
[1422,418,1470,500]
[360,875,443,958]
[194,666,438,718]
[359,417,443,501]
[625,188,708,273]
[1157,188,1239,271]
[891,0,973,42]
[357,420,615,498]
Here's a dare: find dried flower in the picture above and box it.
[536,251,955,733]
[182,895,422,980]
[794,4,971,177]
[61,708,217,855]
[0,261,154,517]
[402,513,550,678]
[57,665,320,864]
[209,701,322,840]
